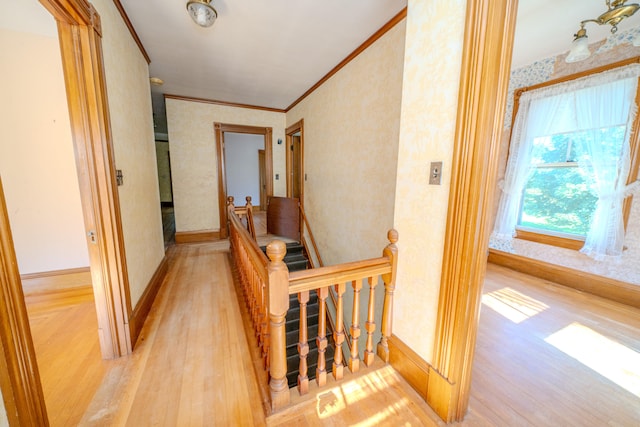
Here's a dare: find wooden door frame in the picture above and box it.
[215,123,273,239]
[285,119,304,204]
[0,0,133,422]
[426,0,517,422]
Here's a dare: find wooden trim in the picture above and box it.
[514,56,640,100]
[55,9,132,359]
[0,178,49,426]
[285,7,407,111]
[285,119,304,205]
[215,123,274,240]
[129,255,169,346]
[111,0,151,64]
[388,335,429,399]
[20,266,90,281]
[164,94,285,113]
[430,0,516,422]
[175,230,221,244]
[488,249,640,309]
[515,228,585,251]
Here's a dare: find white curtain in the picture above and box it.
[575,78,638,259]
[492,64,640,259]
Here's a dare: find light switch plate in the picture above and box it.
[429,161,442,185]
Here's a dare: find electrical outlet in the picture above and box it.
[429,162,442,185]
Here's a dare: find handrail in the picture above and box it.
[228,197,267,272]
[228,195,399,412]
[289,257,391,294]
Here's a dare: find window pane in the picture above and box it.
[519,167,597,236]
[531,134,570,164]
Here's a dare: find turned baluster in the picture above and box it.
[245,196,256,238]
[333,282,346,380]
[377,229,398,363]
[260,276,269,368]
[316,287,328,387]
[349,280,362,372]
[297,290,310,394]
[364,276,377,366]
[266,240,291,410]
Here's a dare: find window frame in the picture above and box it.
[508,57,640,250]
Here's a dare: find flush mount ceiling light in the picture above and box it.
[567,0,640,63]
[186,0,217,28]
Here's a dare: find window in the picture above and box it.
[518,126,625,238]
[493,63,640,260]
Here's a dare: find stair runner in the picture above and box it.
[261,242,335,388]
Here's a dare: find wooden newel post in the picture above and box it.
[245,196,252,209]
[377,229,398,363]
[266,240,291,411]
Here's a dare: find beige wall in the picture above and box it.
[392,0,467,363]
[0,25,89,275]
[92,0,165,306]
[155,141,172,203]
[165,99,286,233]
[286,21,406,265]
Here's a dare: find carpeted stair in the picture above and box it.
[261,242,335,388]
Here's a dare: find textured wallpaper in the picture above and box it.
[391,1,467,364]
[92,0,166,306]
[491,26,640,286]
[166,99,286,233]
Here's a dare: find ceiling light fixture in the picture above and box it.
[566,0,640,62]
[186,0,217,28]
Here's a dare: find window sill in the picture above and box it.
[515,228,585,251]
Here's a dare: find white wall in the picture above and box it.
[0,3,89,275]
[224,133,263,205]
[92,0,165,307]
[166,99,285,233]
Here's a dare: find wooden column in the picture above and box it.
[316,287,328,387]
[297,291,310,394]
[332,283,346,380]
[377,229,398,363]
[266,241,290,410]
[363,276,377,367]
[349,280,362,372]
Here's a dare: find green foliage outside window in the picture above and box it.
[517,126,625,237]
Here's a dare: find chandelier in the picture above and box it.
[566,0,640,63]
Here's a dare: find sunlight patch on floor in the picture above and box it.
[315,365,411,423]
[482,286,549,323]
[545,322,640,398]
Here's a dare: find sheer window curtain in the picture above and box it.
[576,78,638,259]
[491,64,640,260]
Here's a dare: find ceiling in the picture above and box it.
[5,1,640,134]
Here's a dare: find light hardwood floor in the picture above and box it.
[28,243,640,426]
[27,286,107,427]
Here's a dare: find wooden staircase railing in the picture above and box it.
[227,197,398,412]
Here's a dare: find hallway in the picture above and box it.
[30,240,640,425]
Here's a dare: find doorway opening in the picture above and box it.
[214,123,273,239]
[286,120,304,204]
